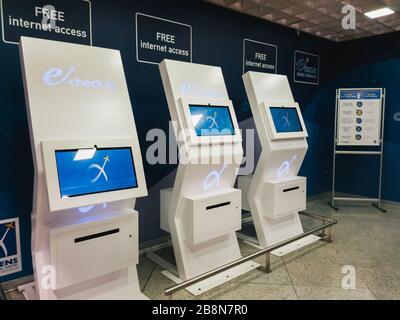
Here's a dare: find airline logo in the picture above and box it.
[0,218,22,277]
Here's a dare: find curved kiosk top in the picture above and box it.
[20,37,147,300]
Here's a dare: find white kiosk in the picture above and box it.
[18,37,148,300]
[154,60,258,295]
[239,72,312,249]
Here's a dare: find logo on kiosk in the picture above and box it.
[88,156,110,183]
[282,111,291,128]
[0,218,22,276]
[204,164,228,190]
[277,155,297,177]
[43,67,116,89]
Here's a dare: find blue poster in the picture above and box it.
[136,13,192,65]
[1,0,91,45]
[189,105,235,136]
[294,51,319,85]
[55,148,138,198]
[338,88,382,146]
[243,39,277,74]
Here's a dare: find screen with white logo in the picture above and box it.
[55,147,138,198]
[269,107,303,133]
[189,105,235,136]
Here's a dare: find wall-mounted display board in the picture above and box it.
[337,88,383,146]
[331,88,386,212]
[1,0,92,45]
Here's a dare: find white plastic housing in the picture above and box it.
[183,188,241,245]
[262,177,306,219]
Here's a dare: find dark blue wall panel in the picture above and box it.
[0,0,398,282]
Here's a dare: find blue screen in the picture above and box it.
[55,148,138,198]
[189,105,235,136]
[270,107,303,133]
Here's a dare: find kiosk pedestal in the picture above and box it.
[17,37,148,300]
[147,60,259,295]
[238,72,318,251]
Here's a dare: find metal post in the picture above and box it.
[324,226,334,243]
[0,284,6,300]
[372,88,387,213]
[259,253,271,273]
[330,90,339,210]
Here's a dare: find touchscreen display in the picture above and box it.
[55,147,137,198]
[189,105,235,136]
[270,107,303,133]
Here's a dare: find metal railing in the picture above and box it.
[0,284,6,300]
[164,211,337,296]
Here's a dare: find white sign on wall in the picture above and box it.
[337,88,383,146]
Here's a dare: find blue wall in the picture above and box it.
[0,0,398,282]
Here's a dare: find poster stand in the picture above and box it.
[330,88,386,212]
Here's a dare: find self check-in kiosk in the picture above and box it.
[18,37,147,300]
[154,60,258,295]
[239,72,309,248]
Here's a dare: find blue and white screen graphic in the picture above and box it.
[270,107,303,133]
[189,105,235,136]
[55,148,138,198]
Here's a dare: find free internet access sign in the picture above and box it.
[0,218,22,277]
[1,0,92,45]
[243,38,278,74]
[135,12,192,65]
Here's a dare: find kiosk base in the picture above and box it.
[146,248,259,296]
[18,267,147,300]
[18,282,36,300]
[161,261,260,296]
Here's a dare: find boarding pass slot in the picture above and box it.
[283,187,300,193]
[206,202,231,211]
[74,228,120,243]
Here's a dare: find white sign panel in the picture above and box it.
[337,88,383,146]
[0,218,22,277]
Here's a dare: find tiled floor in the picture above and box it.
[5,195,400,300]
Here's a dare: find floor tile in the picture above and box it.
[199,283,298,300]
[294,285,377,300]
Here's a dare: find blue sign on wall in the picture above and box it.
[0,218,22,277]
[135,12,192,65]
[1,0,92,45]
[243,38,277,74]
[294,50,320,85]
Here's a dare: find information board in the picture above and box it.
[337,88,383,146]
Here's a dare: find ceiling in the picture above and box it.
[205,0,400,42]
